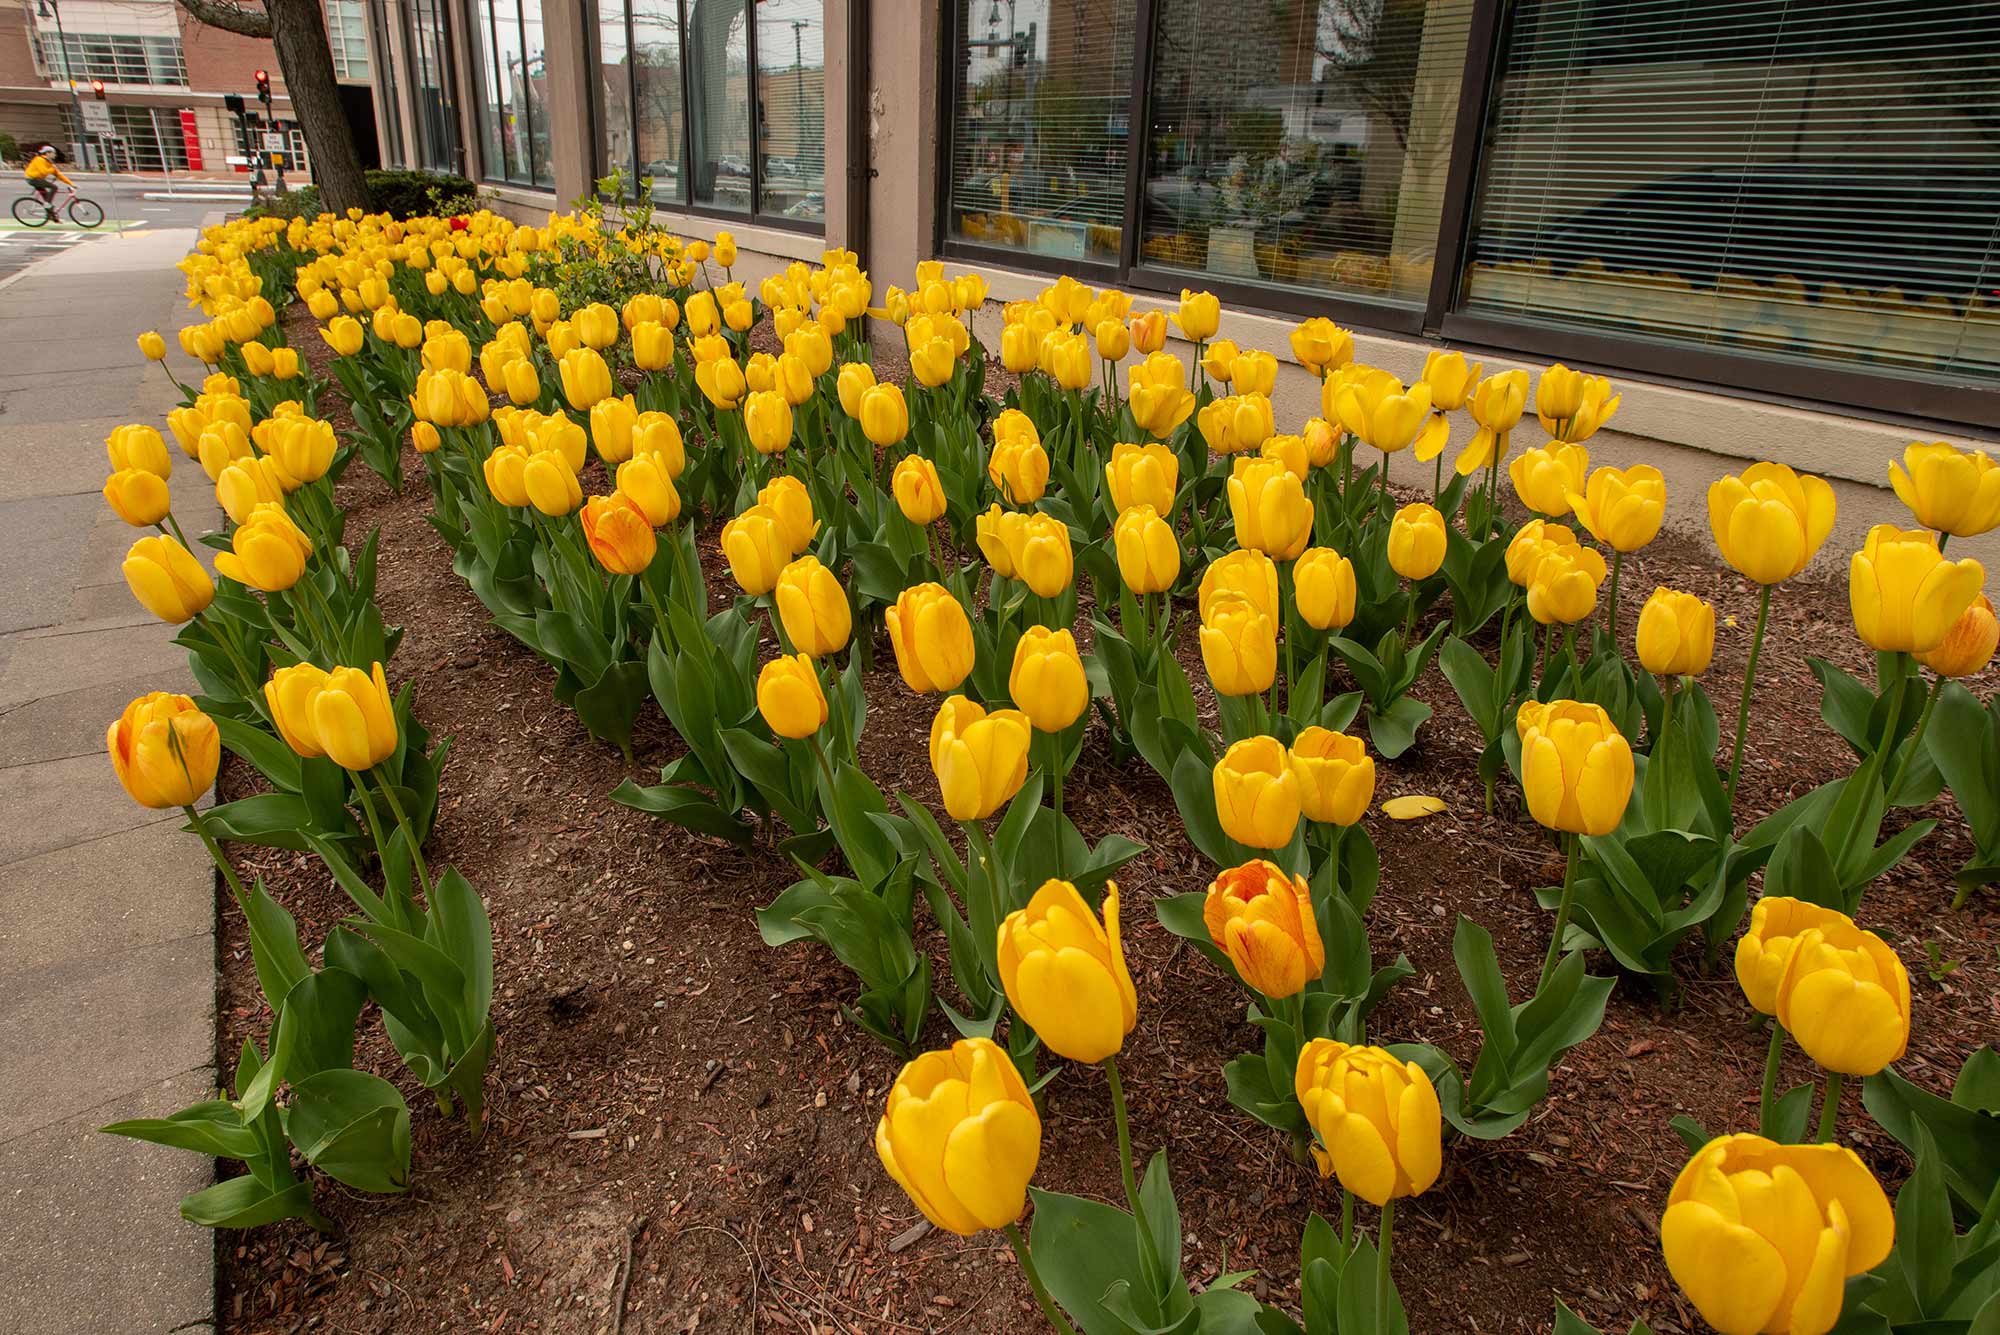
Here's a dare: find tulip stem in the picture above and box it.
[198,608,264,705]
[1003,1223,1079,1335]
[1759,1021,1787,1138]
[372,765,435,904]
[1885,673,1942,807]
[1044,732,1067,875]
[1656,675,1676,756]
[1340,1189,1355,1251]
[1103,1054,1155,1266]
[1605,551,1622,646]
[1375,1198,1396,1332]
[1538,832,1580,991]
[1817,1071,1843,1143]
[807,733,838,798]
[1725,584,1772,817]
[184,805,250,910]
[161,509,194,551]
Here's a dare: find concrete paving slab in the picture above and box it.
[0,751,178,866]
[0,620,193,710]
[0,815,208,984]
[0,674,175,768]
[0,492,100,634]
[0,1068,216,1335]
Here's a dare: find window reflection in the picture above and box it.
[686,0,751,213]
[755,0,825,222]
[632,1,685,204]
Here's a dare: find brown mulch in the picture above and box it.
[205,305,2000,1335]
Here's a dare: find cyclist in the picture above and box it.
[24,144,73,212]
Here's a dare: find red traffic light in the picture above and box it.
[89,78,106,100]
[253,69,271,100]
[253,69,267,84]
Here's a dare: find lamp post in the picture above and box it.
[36,0,89,169]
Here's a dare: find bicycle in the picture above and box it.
[11,181,104,228]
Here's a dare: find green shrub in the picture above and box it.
[0,132,19,165]
[241,169,480,223]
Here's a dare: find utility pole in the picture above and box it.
[36,0,87,168]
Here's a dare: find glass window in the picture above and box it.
[1139,0,1473,304]
[408,0,461,173]
[327,0,373,82]
[519,0,553,186]
[686,0,751,213]
[1459,0,2000,386]
[944,0,1136,266]
[598,0,637,186]
[754,0,824,223]
[368,0,407,166]
[631,1,685,206]
[471,0,546,184]
[45,31,187,88]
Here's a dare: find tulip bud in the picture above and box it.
[1198,548,1278,624]
[1177,289,1220,341]
[1204,860,1323,998]
[214,502,312,592]
[720,505,791,595]
[1213,735,1301,849]
[1006,513,1073,598]
[558,347,614,410]
[837,362,876,418]
[929,693,1030,819]
[1525,543,1608,626]
[1915,593,1998,677]
[1126,352,1196,438]
[122,534,214,623]
[1129,310,1167,354]
[1200,594,1277,698]
[483,444,531,507]
[104,468,172,527]
[1009,626,1088,733]
[1094,316,1130,363]
[1000,320,1040,374]
[988,435,1049,506]
[1302,417,1339,469]
[775,555,852,658]
[1708,462,1837,585]
[107,424,172,479]
[1289,727,1375,826]
[757,652,828,740]
[875,1037,1040,1236]
[1113,505,1180,595]
[1848,524,1984,654]
[1105,441,1177,515]
[107,692,219,808]
[757,475,817,554]
[997,879,1138,1063]
[1294,547,1357,630]
[1636,588,1715,676]
[264,661,330,758]
[1387,502,1447,581]
[893,455,948,526]
[268,416,337,486]
[523,449,583,517]
[631,320,672,372]
[1569,464,1665,552]
[1227,457,1313,560]
[889,584,976,694]
[859,383,910,447]
[582,493,657,576]
[1294,1041,1441,1206]
[1515,699,1633,835]
[1509,443,1590,517]
[137,330,167,361]
[1662,1134,1892,1335]
[313,663,398,771]
[1889,440,2000,538]
[615,454,682,528]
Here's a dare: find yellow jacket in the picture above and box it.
[25,155,71,185]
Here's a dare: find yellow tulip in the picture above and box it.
[581,493,657,576]
[1228,457,1313,560]
[1420,349,1481,411]
[1128,309,1167,355]
[121,534,214,623]
[1213,735,1301,849]
[1198,393,1276,456]
[483,444,531,507]
[631,320,672,372]
[1127,352,1196,437]
[1636,588,1715,676]
[523,450,582,516]
[214,502,312,592]
[757,652,828,740]
[1290,727,1375,826]
[757,475,817,555]
[1204,860,1323,998]
[889,584,976,694]
[1914,594,1998,677]
[977,504,1024,578]
[999,882,1140,1072]
[1009,626,1088,733]
[775,555,852,658]
[215,457,288,525]
[1662,1134,1893,1335]
[1261,433,1309,481]
[1776,915,1911,1077]
[137,330,167,361]
[1455,369,1530,476]
[1516,699,1633,835]
[783,323,832,377]
[1040,330,1092,390]
[556,347,613,410]
[1177,289,1221,341]
[893,455,948,526]
[1294,547,1357,630]
[1334,373,1432,454]
[1000,320,1040,374]
[837,362,877,418]
[1509,443,1590,517]
[590,394,638,464]
[271,347,300,380]
[742,390,794,456]
[1848,524,1984,654]
[694,355,747,411]
[1201,339,1240,385]
[323,316,364,356]
[421,330,471,375]
[1294,1041,1442,1205]
[1289,318,1354,377]
[1888,440,2000,538]
[1733,896,1861,1016]
[720,506,790,596]
[1504,519,1580,587]
[1006,514,1073,598]
[929,693,1030,819]
[107,692,219,809]
[988,435,1049,506]
[106,424,171,479]
[1105,442,1177,514]
[1387,502,1447,581]
[266,416,337,485]
[860,383,910,447]
[1113,505,1180,595]
[875,1037,1040,1237]
[1199,548,1278,624]
[908,329,957,388]
[1094,316,1130,363]
[574,302,619,350]
[314,663,398,771]
[632,412,686,478]
[1200,593,1278,698]
[104,468,172,527]
[1569,464,1665,552]
[1708,462,1837,585]
[1302,417,1339,469]
[623,292,664,330]
[1525,543,1608,626]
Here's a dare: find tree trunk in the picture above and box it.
[267,0,369,212]
[175,0,370,213]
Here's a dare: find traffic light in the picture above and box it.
[254,69,271,104]
[90,79,106,100]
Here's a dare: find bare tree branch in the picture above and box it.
[175,0,272,41]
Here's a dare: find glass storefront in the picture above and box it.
[753,0,825,223]
[470,0,551,185]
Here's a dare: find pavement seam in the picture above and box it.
[0,1061,220,1145]
[0,810,190,868]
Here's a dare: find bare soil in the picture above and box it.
[207,309,2000,1335]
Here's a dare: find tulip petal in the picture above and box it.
[941,1099,1040,1232]
[1327,1113,1399,1208]
[1015,945,1124,1064]
[1380,795,1447,820]
[1661,1200,1787,1335]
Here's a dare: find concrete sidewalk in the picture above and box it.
[0,227,220,1334]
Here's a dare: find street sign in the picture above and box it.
[80,101,112,134]
[262,132,285,151]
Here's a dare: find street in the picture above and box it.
[0,179,227,281]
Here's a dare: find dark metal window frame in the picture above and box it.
[587,0,826,236]
[935,0,2000,431]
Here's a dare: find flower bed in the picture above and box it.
[93,202,2000,1335]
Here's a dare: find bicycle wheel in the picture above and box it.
[67,198,104,228]
[11,195,51,227]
